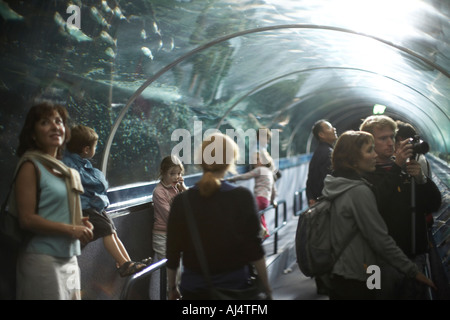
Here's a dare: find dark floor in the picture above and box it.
[271,263,329,300]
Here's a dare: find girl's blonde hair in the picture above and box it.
[159,155,184,179]
[197,133,239,197]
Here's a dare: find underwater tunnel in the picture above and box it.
[0,0,449,300]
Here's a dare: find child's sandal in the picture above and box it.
[118,261,146,277]
[141,257,153,266]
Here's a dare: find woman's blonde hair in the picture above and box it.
[197,133,239,197]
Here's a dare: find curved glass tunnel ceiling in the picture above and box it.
[0,0,448,189]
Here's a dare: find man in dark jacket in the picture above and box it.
[305,119,337,295]
[360,115,441,299]
[306,119,338,206]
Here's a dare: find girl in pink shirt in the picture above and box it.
[227,150,277,238]
[152,155,187,261]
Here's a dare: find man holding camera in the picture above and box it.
[360,115,441,299]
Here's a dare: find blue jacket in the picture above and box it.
[62,152,110,212]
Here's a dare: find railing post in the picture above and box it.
[274,205,279,255]
[259,199,287,255]
[160,264,167,300]
[293,191,298,215]
[299,190,304,214]
[120,258,168,300]
[294,188,307,216]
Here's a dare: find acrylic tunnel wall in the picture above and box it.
[0,0,449,201]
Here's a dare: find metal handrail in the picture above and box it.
[120,196,293,298]
[120,197,292,299]
[259,199,287,254]
[293,188,309,216]
[120,258,168,300]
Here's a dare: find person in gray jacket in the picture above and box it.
[322,130,435,300]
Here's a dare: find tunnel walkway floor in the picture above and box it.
[271,263,329,300]
[262,216,329,300]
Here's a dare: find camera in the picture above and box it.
[409,135,429,156]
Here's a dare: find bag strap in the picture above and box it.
[1,159,40,215]
[21,152,84,226]
[1,180,15,214]
[181,191,215,291]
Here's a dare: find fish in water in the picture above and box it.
[114,6,126,20]
[0,0,24,20]
[141,46,154,60]
[90,6,110,28]
[156,38,163,51]
[66,24,92,42]
[152,21,161,37]
[162,37,175,52]
[54,12,92,42]
[100,30,117,46]
[101,0,112,14]
[54,11,66,28]
[140,29,147,40]
[105,47,116,59]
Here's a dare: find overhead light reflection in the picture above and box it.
[373,104,387,114]
[306,0,427,41]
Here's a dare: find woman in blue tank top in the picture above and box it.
[14,102,94,300]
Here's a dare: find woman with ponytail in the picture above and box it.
[166,133,271,300]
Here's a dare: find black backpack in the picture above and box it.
[295,192,357,277]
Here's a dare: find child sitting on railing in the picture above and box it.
[63,125,151,277]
